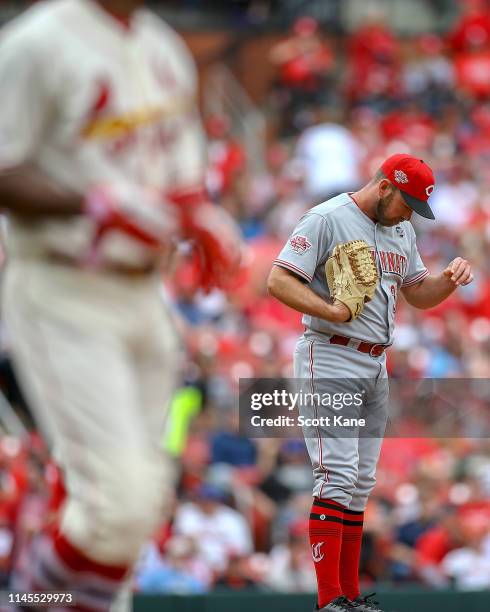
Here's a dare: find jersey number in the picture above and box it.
[390,284,397,314]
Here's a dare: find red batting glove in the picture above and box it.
[83,184,179,265]
[168,188,243,291]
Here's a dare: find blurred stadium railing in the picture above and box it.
[204,63,266,174]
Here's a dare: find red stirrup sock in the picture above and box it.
[309,497,346,608]
[339,508,365,601]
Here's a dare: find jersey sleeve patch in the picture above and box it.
[289,235,312,254]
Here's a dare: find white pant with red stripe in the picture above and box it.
[3,259,180,567]
[294,330,389,512]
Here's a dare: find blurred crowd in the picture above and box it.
[1,0,490,597]
[1,432,490,593]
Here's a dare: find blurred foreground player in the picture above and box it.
[0,0,241,608]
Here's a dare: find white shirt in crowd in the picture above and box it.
[295,123,362,200]
[442,538,490,590]
[173,502,253,571]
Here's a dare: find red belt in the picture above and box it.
[329,334,389,357]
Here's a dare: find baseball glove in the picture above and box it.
[325,240,379,321]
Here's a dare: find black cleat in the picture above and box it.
[349,593,390,611]
[315,596,357,611]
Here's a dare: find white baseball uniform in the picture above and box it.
[0,0,205,604]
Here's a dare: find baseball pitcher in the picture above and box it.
[0,0,241,609]
[268,153,473,612]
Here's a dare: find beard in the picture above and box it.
[375,191,399,226]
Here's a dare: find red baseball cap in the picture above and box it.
[381,153,436,220]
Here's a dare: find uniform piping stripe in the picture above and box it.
[273,259,313,282]
[309,340,329,499]
[310,513,364,526]
[402,270,429,287]
[402,268,429,287]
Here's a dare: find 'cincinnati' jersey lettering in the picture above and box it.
[377,250,408,278]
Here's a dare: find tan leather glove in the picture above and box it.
[325,240,379,321]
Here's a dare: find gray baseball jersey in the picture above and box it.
[274,192,428,344]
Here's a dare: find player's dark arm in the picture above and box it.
[0,164,83,216]
[267,264,350,323]
[401,257,474,309]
